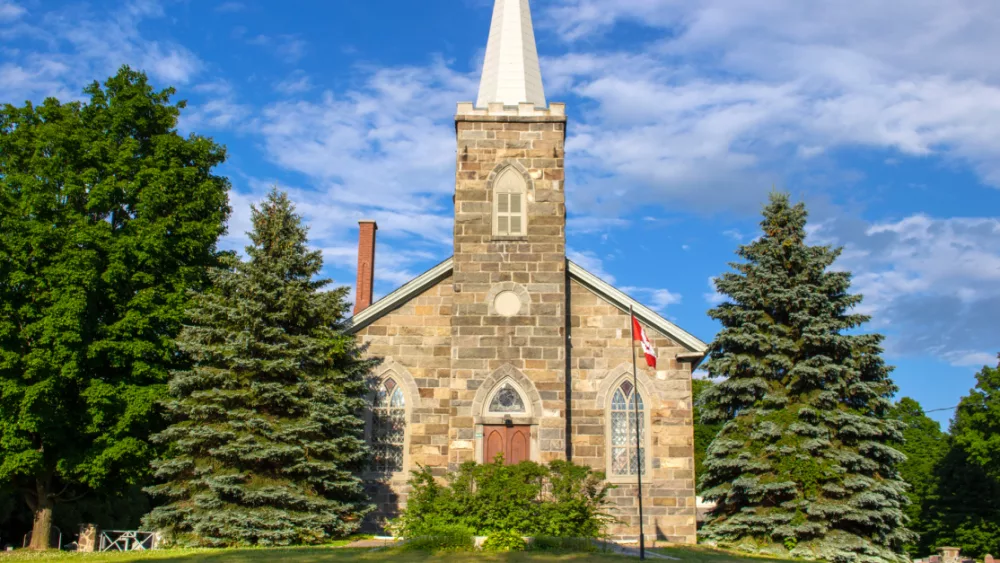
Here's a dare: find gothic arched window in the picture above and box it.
[493,167,527,236]
[609,380,645,476]
[372,377,406,473]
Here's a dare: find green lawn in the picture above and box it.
[0,545,790,563]
[0,547,632,563]
[654,546,789,563]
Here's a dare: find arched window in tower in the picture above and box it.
[372,377,406,473]
[493,167,527,236]
[609,380,645,476]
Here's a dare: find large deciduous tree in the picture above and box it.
[889,397,948,556]
[144,190,375,546]
[698,193,913,563]
[0,67,230,549]
[921,357,1000,558]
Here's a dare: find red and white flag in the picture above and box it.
[632,315,657,368]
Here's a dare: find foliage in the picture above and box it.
[888,397,949,555]
[0,66,230,548]
[919,357,1000,558]
[693,378,724,493]
[482,530,527,552]
[403,524,475,552]
[698,193,913,563]
[143,190,376,547]
[529,536,599,552]
[395,458,613,539]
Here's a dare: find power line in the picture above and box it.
[924,405,959,413]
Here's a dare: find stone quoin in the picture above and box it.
[346,0,707,544]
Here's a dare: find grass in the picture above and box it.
[0,547,635,563]
[0,544,795,563]
[654,545,792,563]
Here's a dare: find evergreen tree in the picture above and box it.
[693,378,723,493]
[921,357,1000,558]
[889,398,948,556]
[699,193,913,563]
[0,67,230,549]
[144,190,375,546]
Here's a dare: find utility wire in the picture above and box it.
[924,405,959,413]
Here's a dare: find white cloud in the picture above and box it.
[215,1,245,13]
[703,277,725,306]
[257,58,476,245]
[244,32,307,63]
[0,1,25,21]
[810,213,1000,365]
[535,0,1000,219]
[274,70,313,95]
[567,249,615,284]
[0,1,203,104]
[625,287,683,313]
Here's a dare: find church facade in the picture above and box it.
[346,0,706,544]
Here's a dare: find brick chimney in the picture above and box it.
[354,220,377,315]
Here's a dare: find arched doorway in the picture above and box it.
[471,364,542,465]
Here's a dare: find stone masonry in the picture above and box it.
[450,101,569,468]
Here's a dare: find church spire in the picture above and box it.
[476,0,547,109]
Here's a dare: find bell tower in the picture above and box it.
[450,0,569,469]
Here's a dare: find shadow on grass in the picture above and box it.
[112,547,634,563]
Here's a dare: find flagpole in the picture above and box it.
[629,304,646,560]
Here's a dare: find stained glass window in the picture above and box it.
[610,381,645,476]
[488,381,526,413]
[372,378,405,473]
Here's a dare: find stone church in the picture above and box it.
[346,0,707,544]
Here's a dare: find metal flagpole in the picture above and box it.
[629,304,646,560]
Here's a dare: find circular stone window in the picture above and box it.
[493,290,522,317]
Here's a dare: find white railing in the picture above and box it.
[99,530,158,551]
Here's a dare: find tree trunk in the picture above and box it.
[29,483,53,550]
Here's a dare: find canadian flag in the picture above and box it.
[632,315,657,368]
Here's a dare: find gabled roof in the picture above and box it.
[345,257,709,359]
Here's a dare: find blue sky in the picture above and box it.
[2,0,998,426]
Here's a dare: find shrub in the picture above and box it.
[530,536,598,552]
[403,524,475,552]
[482,530,527,552]
[395,458,613,540]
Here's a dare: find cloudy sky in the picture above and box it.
[2,0,998,425]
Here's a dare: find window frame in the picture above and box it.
[491,166,528,238]
[484,379,531,416]
[605,378,653,482]
[365,372,410,479]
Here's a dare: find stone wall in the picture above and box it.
[450,105,569,468]
[352,277,453,527]
[567,278,697,544]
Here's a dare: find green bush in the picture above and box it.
[403,524,475,552]
[394,458,614,540]
[530,536,599,552]
[482,530,527,552]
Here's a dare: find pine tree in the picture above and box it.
[699,193,914,563]
[144,190,375,546]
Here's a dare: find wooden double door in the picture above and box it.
[483,425,530,465]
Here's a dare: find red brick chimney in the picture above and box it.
[354,220,378,315]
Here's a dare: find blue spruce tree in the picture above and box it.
[145,189,375,546]
[699,193,913,563]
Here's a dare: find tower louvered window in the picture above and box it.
[372,378,405,473]
[493,167,527,236]
[610,381,645,476]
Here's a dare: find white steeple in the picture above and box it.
[476,0,547,109]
